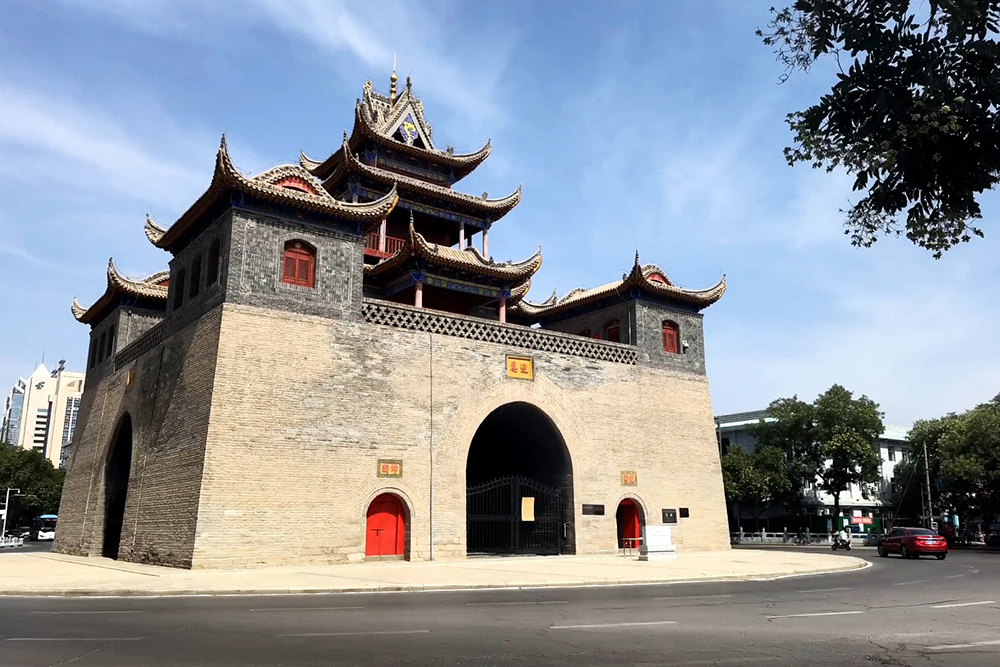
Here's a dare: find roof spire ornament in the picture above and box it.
[390,53,398,102]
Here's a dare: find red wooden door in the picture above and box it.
[617,499,641,548]
[366,494,405,557]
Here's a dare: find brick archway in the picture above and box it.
[365,493,407,560]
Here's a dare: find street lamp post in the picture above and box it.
[2,488,22,540]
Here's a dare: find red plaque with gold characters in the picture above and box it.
[377,459,403,478]
[506,355,533,380]
[621,470,638,486]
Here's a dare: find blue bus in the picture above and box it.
[30,514,57,541]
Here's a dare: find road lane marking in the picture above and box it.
[767,611,864,620]
[930,600,996,609]
[466,601,566,606]
[249,606,364,612]
[6,637,146,642]
[653,594,734,601]
[797,587,854,593]
[943,575,964,579]
[280,630,431,637]
[892,580,927,586]
[30,611,142,615]
[550,621,678,630]
[926,639,1000,651]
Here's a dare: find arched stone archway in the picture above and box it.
[102,414,133,559]
[465,402,575,555]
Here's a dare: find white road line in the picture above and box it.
[930,600,996,609]
[466,601,566,606]
[6,637,146,642]
[249,606,364,612]
[280,630,431,638]
[653,594,734,601]
[550,621,678,630]
[797,587,854,593]
[767,611,865,620]
[30,611,142,615]
[943,574,964,579]
[892,580,927,586]
[926,639,1000,651]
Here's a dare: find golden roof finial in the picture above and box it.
[390,52,398,102]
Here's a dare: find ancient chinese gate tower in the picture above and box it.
[57,73,729,567]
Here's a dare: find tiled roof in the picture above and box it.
[144,214,166,245]
[154,136,399,252]
[715,409,771,425]
[366,220,541,283]
[514,256,725,318]
[72,259,168,325]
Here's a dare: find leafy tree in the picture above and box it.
[758,1,1000,257]
[754,384,885,519]
[721,445,792,522]
[0,445,65,529]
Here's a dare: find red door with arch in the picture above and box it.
[616,499,642,549]
[365,493,406,558]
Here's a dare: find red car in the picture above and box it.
[878,527,949,559]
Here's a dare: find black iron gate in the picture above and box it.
[466,475,564,555]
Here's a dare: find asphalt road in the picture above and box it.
[2,541,53,554]
[1,548,998,666]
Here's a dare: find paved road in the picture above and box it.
[1,549,997,666]
[2,541,53,554]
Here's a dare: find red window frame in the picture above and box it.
[282,241,316,288]
[605,320,621,343]
[662,321,679,354]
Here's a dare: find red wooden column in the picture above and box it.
[498,294,507,324]
[378,218,387,254]
[414,279,424,308]
[459,220,465,248]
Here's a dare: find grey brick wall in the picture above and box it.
[541,303,636,344]
[634,301,706,374]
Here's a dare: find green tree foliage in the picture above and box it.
[721,445,793,519]
[0,445,65,528]
[754,384,885,518]
[758,1,1000,257]
[907,395,1000,521]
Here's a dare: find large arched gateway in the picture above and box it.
[102,414,133,559]
[465,402,574,555]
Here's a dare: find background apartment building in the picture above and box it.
[715,409,910,533]
[1,360,84,468]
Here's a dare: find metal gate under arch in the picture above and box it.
[466,475,565,555]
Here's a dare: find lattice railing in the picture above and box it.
[362,299,637,365]
[114,321,165,371]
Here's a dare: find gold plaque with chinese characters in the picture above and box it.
[377,459,403,478]
[506,355,533,380]
[621,470,638,486]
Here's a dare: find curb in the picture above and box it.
[0,559,870,598]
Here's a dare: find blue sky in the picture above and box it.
[1,0,997,426]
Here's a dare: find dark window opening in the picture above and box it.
[207,239,220,285]
[98,331,107,362]
[189,256,201,298]
[579,329,591,338]
[174,268,186,309]
[282,240,316,288]
[108,324,116,359]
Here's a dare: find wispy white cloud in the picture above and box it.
[0,84,205,212]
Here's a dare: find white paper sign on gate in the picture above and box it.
[521,497,535,522]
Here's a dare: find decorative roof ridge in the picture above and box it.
[73,259,170,323]
[338,139,521,214]
[357,100,491,165]
[250,163,329,197]
[155,135,399,250]
[299,150,323,171]
[145,214,167,246]
[408,221,542,273]
[70,297,87,322]
[513,256,726,317]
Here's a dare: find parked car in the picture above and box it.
[878,527,948,559]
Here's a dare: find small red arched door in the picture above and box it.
[616,499,642,549]
[365,494,406,558]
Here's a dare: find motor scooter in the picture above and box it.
[831,536,852,551]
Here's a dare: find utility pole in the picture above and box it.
[2,488,21,540]
[922,441,934,529]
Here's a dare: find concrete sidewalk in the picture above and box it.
[0,549,868,597]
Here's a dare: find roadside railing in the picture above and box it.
[730,531,877,546]
[0,536,24,548]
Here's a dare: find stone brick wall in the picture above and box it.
[189,302,728,568]
[223,210,364,321]
[634,301,706,374]
[55,307,224,568]
[541,303,636,343]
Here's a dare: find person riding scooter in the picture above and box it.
[832,526,852,551]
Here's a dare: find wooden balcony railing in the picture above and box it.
[365,233,405,259]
